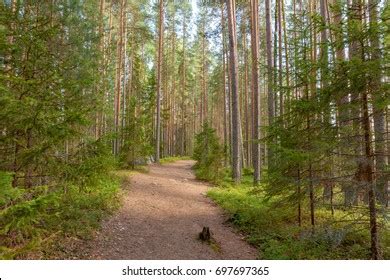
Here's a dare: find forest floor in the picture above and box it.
[72,160,257,259]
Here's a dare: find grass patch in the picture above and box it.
[159,156,192,164]
[207,174,389,260]
[115,165,149,178]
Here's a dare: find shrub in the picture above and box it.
[0,140,120,259]
[193,123,225,184]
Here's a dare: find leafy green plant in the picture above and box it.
[0,141,121,260]
[193,123,225,184]
[208,177,389,259]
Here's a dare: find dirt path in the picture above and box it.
[82,160,258,259]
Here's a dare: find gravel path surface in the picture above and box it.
[82,160,258,259]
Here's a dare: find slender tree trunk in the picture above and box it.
[9,0,17,187]
[171,4,176,156]
[273,4,278,117]
[221,2,229,164]
[297,167,302,226]
[155,0,164,163]
[95,0,105,140]
[250,0,260,184]
[277,0,283,119]
[368,0,388,205]
[362,86,380,259]
[281,0,290,107]
[121,4,128,148]
[181,11,187,156]
[320,0,333,202]
[265,0,275,164]
[242,15,250,169]
[114,0,125,155]
[227,0,242,183]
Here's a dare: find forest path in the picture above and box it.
[82,160,257,259]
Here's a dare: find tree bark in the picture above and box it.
[114,0,125,155]
[221,2,229,164]
[227,0,242,183]
[368,0,388,205]
[155,0,164,163]
[265,0,274,164]
[250,0,260,184]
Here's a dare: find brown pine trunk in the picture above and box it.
[277,0,283,119]
[281,0,290,105]
[221,2,230,165]
[227,0,242,183]
[368,0,388,205]
[265,0,275,162]
[250,0,260,184]
[155,0,164,163]
[181,12,187,156]
[95,0,105,140]
[362,86,380,259]
[114,0,125,155]
[265,0,274,163]
[170,5,176,156]
[241,11,250,169]
[201,13,208,125]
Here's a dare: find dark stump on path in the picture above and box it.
[199,227,211,241]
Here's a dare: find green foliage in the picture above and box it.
[0,178,120,259]
[0,142,119,259]
[208,178,390,259]
[120,95,154,169]
[0,172,23,208]
[193,123,225,184]
[0,1,124,259]
[160,156,192,164]
[56,139,117,188]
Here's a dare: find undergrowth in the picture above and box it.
[159,156,192,164]
[207,173,390,260]
[192,123,225,184]
[0,172,121,259]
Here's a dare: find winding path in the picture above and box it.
[82,160,257,259]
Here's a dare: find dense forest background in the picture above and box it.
[0,0,389,260]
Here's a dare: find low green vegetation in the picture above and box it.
[193,123,225,184]
[159,156,192,164]
[207,172,390,260]
[0,178,121,260]
[0,144,122,260]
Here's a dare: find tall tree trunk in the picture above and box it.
[181,11,187,156]
[95,0,105,140]
[155,0,164,163]
[227,0,242,183]
[242,13,250,169]
[114,0,125,155]
[202,15,208,125]
[277,0,283,119]
[250,0,260,184]
[281,0,290,107]
[265,0,274,164]
[320,0,333,202]
[170,4,176,156]
[368,0,388,205]
[221,2,229,164]
[121,4,128,148]
[8,0,18,187]
[362,81,380,259]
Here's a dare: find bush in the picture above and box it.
[207,180,389,259]
[193,123,225,184]
[0,140,120,259]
